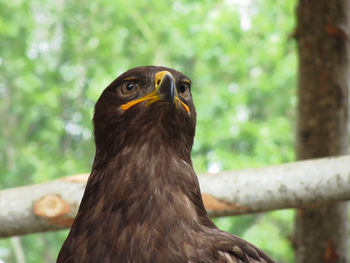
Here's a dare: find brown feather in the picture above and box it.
[57,66,275,263]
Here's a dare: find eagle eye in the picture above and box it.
[121,80,139,95]
[179,83,190,98]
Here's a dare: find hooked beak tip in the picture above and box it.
[158,72,176,105]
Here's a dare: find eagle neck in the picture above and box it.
[91,134,209,228]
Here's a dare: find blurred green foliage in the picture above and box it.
[0,0,297,262]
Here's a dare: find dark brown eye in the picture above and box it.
[121,81,139,95]
[179,83,190,97]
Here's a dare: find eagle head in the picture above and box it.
[93,66,197,161]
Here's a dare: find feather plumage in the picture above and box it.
[57,66,274,263]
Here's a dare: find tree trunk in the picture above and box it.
[295,1,349,263]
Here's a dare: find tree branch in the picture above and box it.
[200,155,350,216]
[0,155,349,238]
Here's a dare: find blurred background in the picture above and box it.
[0,0,297,262]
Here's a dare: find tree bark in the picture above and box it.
[295,1,349,262]
[0,155,350,238]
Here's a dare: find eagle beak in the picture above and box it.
[155,71,190,112]
[157,72,176,106]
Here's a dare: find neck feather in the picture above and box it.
[67,134,211,261]
[85,135,207,224]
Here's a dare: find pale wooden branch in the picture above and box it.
[200,155,350,216]
[0,155,349,238]
[0,174,87,237]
